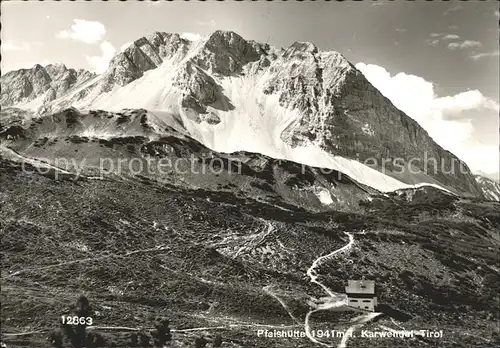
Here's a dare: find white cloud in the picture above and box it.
[447,40,482,50]
[57,19,106,44]
[459,40,482,48]
[120,42,133,52]
[181,32,202,41]
[85,41,116,74]
[442,34,460,40]
[355,62,499,172]
[2,40,31,52]
[427,39,440,46]
[433,90,499,114]
[470,50,500,61]
[428,35,482,50]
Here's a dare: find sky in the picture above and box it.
[1,1,499,175]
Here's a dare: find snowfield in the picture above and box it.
[86,66,419,192]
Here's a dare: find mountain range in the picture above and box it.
[1,30,499,348]
[1,30,498,201]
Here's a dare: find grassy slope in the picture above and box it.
[0,109,498,347]
[1,157,499,347]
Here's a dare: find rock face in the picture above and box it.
[0,30,487,198]
[103,33,190,89]
[0,64,95,107]
[262,44,482,196]
[191,30,266,75]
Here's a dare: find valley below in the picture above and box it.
[1,126,499,347]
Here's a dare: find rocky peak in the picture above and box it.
[28,65,52,93]
[44,63,68,74]
[31,64,45,71]
[283,41,319,58]
[270,49,483,196]
[262,43,356,147]
[203,30,247,51]
[191,30,265,75]
[103,32,189,88]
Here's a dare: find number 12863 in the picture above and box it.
[61,316,93,325]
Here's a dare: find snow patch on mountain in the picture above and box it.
[313,187,334,205]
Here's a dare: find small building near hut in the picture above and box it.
[345,280,377,312]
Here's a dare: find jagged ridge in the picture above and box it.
[1,64,95,107]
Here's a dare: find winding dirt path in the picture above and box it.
[303,232,354,347]
[306,232,354,298]
[233,219,273,258]
[1,145,73,174]
[262,285,302,325]
[302,231,382,348]
[1,145,105,181]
